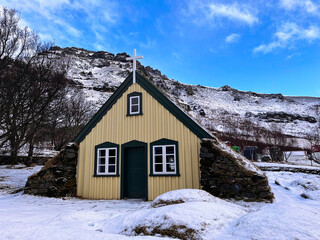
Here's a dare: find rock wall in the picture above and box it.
[200,138,274,202]
[245,111,317,123]
[24,143,78,197]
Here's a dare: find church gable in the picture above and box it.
[74,72,212,144]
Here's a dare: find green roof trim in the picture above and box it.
[73,71,213,144]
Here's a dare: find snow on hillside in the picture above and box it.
[49,47,320,141]
[1,165,320,239]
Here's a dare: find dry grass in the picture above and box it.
[42,153,60,171]
[150,199,185,208]
[132,224,199,240]
[10,187,24,194]
[5,165,26,169]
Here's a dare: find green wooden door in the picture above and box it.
[124,146,147,199]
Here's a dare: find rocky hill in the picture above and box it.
[49,47,320,147]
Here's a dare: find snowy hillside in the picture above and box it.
[50,47,320,140]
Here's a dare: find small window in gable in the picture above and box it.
[94,142,119,177]
[150,139,180,176]
[130,96,140,114]
[127,92,142,116]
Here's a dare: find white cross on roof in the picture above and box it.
[126,49,143,84]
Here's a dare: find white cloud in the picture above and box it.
[39,33,54,42]
[139,37,156,49]
[172,52,181,61]
[0,0,119,40]
[94,43,104,51]
[208,3,258,25]
[225,33,241,43]
[286,52,301,60]
[254,22,320,54]
[185,1,258,26]
[38,0,70,8]
[254,42,282,54]
[18,18,29,28]
[304,25,320,38]
[94,42,110,51]
[155,18,165,35]
[280,0,301,10]
[54,19,82,37]
[280,0,319,14]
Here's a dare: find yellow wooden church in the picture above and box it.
[74,51,213,200]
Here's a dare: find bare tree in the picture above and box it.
[306,106,320,164]
[0,7,41,68]
[0,57,68,164]
[218,113,300,162]
[267,123,286,147]
[46,89,92,151]
[283,144,293,162]
[0,7,69,164]
[217,114,267,160]
[265,123,298,162]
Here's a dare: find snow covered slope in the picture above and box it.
[50,47,320,139]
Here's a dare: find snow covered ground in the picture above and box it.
[255,161,320,169]
[0,165,320,239]
[284,151,320,167]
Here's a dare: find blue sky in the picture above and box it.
[1,0,320,97]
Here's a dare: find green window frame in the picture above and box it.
[150,139,180,176]
[127,92,142,116]
[94,142,119,177]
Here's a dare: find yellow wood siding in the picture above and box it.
[77,84,201,200]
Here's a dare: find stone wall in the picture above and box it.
[24,143,78,197]
[200,138,274,202]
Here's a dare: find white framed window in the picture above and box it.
[127,92,142,116]
[96,147,117,175]
[130,96,140,114]
[153,145,176,174]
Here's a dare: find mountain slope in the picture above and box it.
[50,47,320,143]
